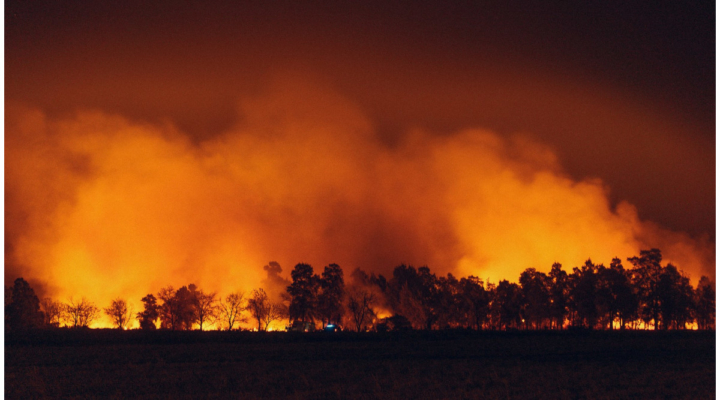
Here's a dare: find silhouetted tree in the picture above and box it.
[263,302,286,331]
[62,297,99,328]
[485,282,498,329]
[247,288,285,331]
[137,294,160,330]
[547,263,568,329]
[385,265,420,328]
[158,285,196,330]
[601,258,638,329]
[346,286,377,332]
[14,248,708,334]
[385,265,440,330]
[594,264,615,329]
[192,289,218,331]
[6,278,43,330]
[219,291,246,330]
[675,272,695,329]
[519,268,550,329]
[628,249,663,329]
[247,289,269,330]
[492,280,522,330]
[695,276,715,330]
[157,286,179,329]
[435,273,463,329]
[317,263,345,328]
[104,298,134,329]
[397,284,427,329]
[457,276,490,330]
[40,297,62,328]
[416,267,442,329]
[287,263,320,324]
[568,260,599,329]
[657,264,694,329]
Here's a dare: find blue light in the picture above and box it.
[327,324,335,328]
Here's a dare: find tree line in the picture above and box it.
[5,249,716,332]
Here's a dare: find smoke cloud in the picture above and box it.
[5,77,714,327]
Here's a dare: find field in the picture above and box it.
[5,329,715,399]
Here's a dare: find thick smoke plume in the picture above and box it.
[5,79,714,327]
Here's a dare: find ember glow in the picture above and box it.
[5,2,714,328]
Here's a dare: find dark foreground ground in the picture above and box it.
[5,329,715,399]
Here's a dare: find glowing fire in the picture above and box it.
[5,81,714,329]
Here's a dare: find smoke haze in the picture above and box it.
[5,2,714,327]
[5,76,714,328]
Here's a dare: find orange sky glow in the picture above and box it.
[5,2,714,329]
[6,78,714,328]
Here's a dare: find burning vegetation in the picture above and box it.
[4,88,715,329]
[6,249,715,332]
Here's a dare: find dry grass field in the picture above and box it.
[5,330,715,399]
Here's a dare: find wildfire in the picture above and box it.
[4,81,714,328]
